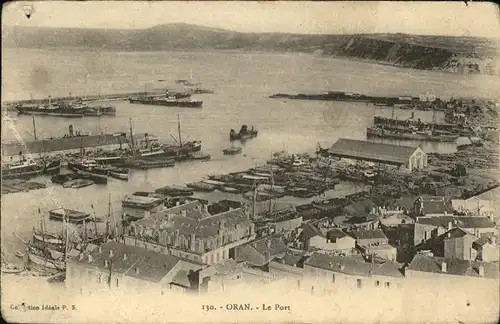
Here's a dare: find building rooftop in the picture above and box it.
[72,241,201,283]
[327,138,420,165]
[235,234,288,266]
[134,207,251,239]
[344,199,376,217]
[416,216,496,229]
[472,234,497,249]
[415,196,455,215]
[350,229,388,241]
[469,186,500,202]
[304,253,403,278]
[407,255,498,279]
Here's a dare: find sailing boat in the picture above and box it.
[27,209,66,271]
[164,113,202,158]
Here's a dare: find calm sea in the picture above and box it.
[2,48,499,261]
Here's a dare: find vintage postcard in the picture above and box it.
[1,1,500,323]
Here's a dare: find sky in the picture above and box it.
[2,1,500,38]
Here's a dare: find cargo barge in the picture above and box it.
[373,116,474,136]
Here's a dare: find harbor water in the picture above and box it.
[2,48,499,263]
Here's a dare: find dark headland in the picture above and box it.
[3,23,499,75]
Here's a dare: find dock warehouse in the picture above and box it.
[327,138,427,172]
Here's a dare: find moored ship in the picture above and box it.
[1,157,61,180]
[367,126,459,142]
[1,124,128,158]
[129,96,203,108]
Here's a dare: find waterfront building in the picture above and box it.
[125,204,256,265]
[326,138,427,172]
[65,241,204,295]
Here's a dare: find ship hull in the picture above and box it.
[28,252,65,270]
[129,98,203,108]
[2,133,128,157]
[367,128,459,142]
[1,160,61,180]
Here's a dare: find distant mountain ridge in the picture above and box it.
[3,23,499,74]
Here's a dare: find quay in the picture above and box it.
[1,89,173,108]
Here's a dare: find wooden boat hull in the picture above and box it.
[28,252,65,270]
[108,171,129,180]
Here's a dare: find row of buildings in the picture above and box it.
[66,184,499,296]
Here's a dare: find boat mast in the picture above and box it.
[252,180,257,220]
[106,194,111,241]
[90,204,99,240]
[39,208,47,263]
[177,113,183,146]
[32,116,37,140]
[129,118,136,158]
[268,154,274,214]
[63,209,69,263]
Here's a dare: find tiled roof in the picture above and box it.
[416,216,496,229]
[304,253,403,278]
[134,207,252,239]
[407,255,499,279]
[74,241,194,283]
[471,186,500,201]
[344,199,375,217]
[273,250,308,268]
[442,227,475,239]
[326,229,350,240]
[211,259,242,276]
[350,229,387,240]
[250,235,288,256]
[327,138,419,165]
[171,270,192,287]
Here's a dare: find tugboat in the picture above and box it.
[229,125,258,141]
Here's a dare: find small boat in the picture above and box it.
[186,181,216,192]
[108,170,129,180]
[75,169,108,184]
[62,179,95,188]
[223,147,243,155]
[15,251,24,258]
[48,208,91,224]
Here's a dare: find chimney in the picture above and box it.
[447,222,452,230]
[444,211,447,216]
[135,267,140,274]
[491,236,497,245]
[181,210,187,217]
[98,246,102,253]
[79,253,84,261]
[88,255,93,263]
[109,250,114,258]
[478,264,485,277]
[339,264,345,271]
[176,201,180,207]
[266,239,272,248]
[123,253,127,261]
[219,219,225,229]
[104,260,109,267]
[441,261,447,273]
[328,262,333,267]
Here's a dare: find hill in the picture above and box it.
[3,23,499,74]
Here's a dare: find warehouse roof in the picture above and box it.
[327,138,420,165]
